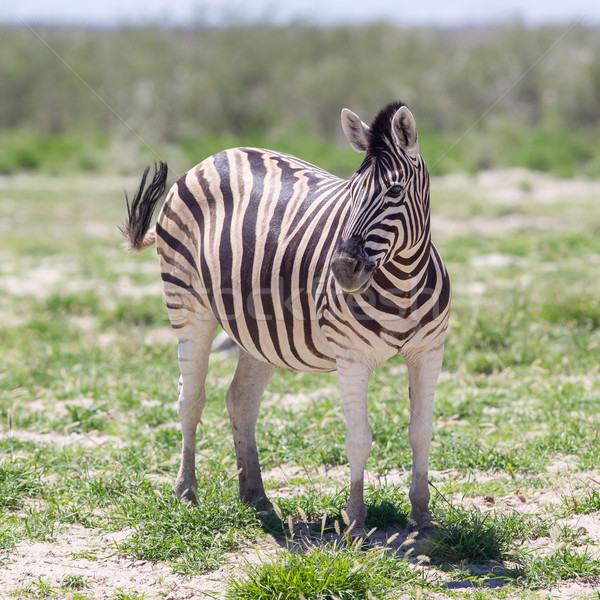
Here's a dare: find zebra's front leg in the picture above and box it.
[337,357,373,529]
[173,316,218,504]
[405,340,445,529]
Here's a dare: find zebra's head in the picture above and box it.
[331,101,429,294]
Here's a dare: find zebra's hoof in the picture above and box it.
[177,487,198,505]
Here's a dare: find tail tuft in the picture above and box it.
[120,161,169,252]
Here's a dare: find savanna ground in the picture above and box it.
[1,167,600,599]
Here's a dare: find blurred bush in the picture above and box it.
[0,130,107,174]
[1,23,599,176]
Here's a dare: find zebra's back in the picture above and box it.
[156,147,350,372]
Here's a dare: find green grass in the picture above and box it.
[273,485,411,535]
[0,456,265,574]
[12,577,63,599]
[0,131,107,175]
[517,547,600,588]
[0,460,45,509]
[1,173,600,597]
[61,574,92,590]
[563,486,600,515]
[425,509,515,564]
[227,537,424,600]
[113,474,263,575]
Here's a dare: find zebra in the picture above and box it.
[121,101,450,530]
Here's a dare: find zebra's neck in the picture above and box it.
[376,227,432,290]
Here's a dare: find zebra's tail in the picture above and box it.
[120,161,169,253]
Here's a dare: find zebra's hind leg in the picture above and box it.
[226,348,275,512]
[173,314,219,504]
[405,340,445,529]
[337,357,373,530]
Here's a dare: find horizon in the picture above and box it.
[1,20,594,31]
[3,0,599,28]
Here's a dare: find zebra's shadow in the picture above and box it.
[257,510,516,590]
[257,511,412,559]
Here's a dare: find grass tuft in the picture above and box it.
[113,475,262,574]
[0,460,45,509]
[425,507,514,564]
[517,547,600,588]
[563,487,600,515]
[62,574,92,590]
[226,540,422,600]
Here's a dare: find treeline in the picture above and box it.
[1,24,599,176]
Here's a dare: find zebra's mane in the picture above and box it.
[367,100,408,157]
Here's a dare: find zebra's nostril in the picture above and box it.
[353,259,364,274]
[364,257,375,272]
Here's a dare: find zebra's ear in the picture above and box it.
[341,108,370,153]
[392,106,419,159]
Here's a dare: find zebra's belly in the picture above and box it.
[226,329,338,373]
[209,283,339,373]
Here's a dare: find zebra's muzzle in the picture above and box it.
[331,237,376,294]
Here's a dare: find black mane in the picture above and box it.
[367,101,407,157]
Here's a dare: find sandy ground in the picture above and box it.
[0,524,279,599]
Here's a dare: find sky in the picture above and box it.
[3,0,599,27]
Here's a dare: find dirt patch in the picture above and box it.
[262,386,339,412]
[2,429,124,450]
[431,168,600,239]
[432,213,559,238]
[1,265,78,298]
[0,524,275,599]
[0,264,164,300]
[435,169,600,206]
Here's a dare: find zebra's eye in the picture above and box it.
[387,184,403,198]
